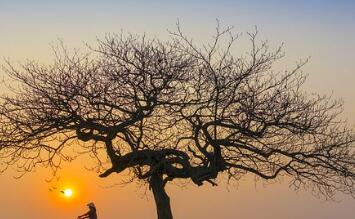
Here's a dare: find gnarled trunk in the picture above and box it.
[150,173,173,219]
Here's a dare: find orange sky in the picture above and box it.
[1,157,354,219]
[0,1,354,219]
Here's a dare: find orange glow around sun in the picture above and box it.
[44,160,98,209]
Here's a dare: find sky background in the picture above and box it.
[0,1,354,219]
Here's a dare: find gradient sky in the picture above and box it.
[0,1,354,219]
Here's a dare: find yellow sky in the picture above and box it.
[0,1,354,219]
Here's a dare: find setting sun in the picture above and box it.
[62,188,73,198]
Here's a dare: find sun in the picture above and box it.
[62,188,73,198]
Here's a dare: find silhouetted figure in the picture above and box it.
[77,202,97,219]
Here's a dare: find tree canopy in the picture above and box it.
[0,24,354,219]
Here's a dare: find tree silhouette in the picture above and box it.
[1,24,354,219]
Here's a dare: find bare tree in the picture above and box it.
[0,24,354,219]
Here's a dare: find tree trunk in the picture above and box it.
[150,173,173,219]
